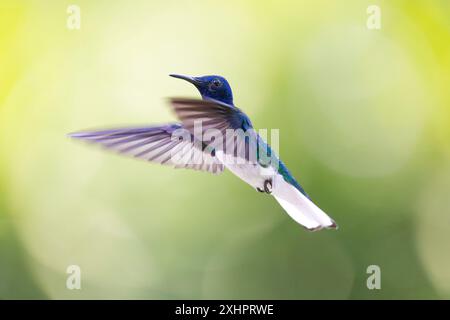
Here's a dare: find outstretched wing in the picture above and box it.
[68,124,225,174]
[168,98,247,133]
[168,98,264,165]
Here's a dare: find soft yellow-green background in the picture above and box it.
[1,0,449,299]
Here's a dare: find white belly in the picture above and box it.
[215,150,277,190]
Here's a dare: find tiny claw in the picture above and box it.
[256,187,265,193]
[264,180,272,194]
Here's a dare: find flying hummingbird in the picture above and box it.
[69,74,337,231]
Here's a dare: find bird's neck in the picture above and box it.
[201,94,233,106]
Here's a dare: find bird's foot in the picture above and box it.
[256,179,273,194]
[264,179,273,194]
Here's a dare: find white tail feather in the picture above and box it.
[272,175,337,231]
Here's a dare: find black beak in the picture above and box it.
[169,74,202,86]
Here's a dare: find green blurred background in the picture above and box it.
[1,0,449,299]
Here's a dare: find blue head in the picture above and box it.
[170,74,234,105]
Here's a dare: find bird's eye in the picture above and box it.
[210,79,222,89]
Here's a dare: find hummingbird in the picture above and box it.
[69,74,337,231]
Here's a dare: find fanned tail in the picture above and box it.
[272,175,337,231]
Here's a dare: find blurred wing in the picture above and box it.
[68,124,225,174]
[168,98,259,164]
[168,98,246,133]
